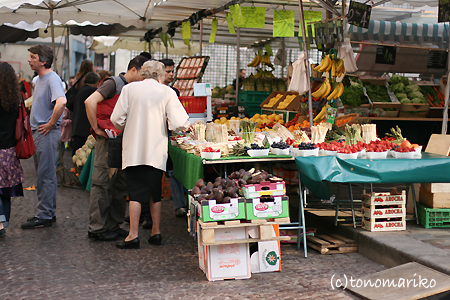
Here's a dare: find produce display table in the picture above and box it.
[295,153,450,227]
[168,144,293,189]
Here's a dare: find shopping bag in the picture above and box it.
[15,100,35,159]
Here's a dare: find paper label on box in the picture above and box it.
[208,198,240,220]
[252,197,283,218]
[258,241,281,272]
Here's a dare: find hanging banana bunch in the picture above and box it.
[313,104,330,123]
[313,55,332,73]
[326,82,344,101]
[247,54,261,68]
[311,78,332,99]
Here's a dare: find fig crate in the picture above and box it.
[241,181,286,199]
[189,195,246,223]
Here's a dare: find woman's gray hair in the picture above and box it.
[140,60,165,80]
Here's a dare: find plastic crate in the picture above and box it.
[417,201,450,228]
[239,102,261,117]
[238,91,272,104]
[179,96,207,114]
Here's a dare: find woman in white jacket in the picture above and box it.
[111,60,190,249]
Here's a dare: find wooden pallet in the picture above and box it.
[306,234,357,254]
[198,219,290,246]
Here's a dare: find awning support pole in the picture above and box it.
[50,6,57,72]
[199,19,203,56]
[298,0,313,127]
[236,28,240,103]
[442,23,450,135]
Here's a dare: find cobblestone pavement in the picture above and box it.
[0,155,386,300]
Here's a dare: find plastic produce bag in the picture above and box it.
[288,52,309,95]
[338,38,358,73]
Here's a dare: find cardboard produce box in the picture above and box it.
[190,195,246,222]
[198,225,251,281]
[242,181,286,199]
[245,196,289,220]
[250,224,281,273]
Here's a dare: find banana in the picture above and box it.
[322,80,331,98]
[325,56,333,72]
[335,59,344,73]
[326,83,340,101]
[336,82,345,98]
[318,56,331,72]
[247,55,258,67]
[313,105,328,123]
[311,82,326,98]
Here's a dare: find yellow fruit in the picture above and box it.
[274,115,281,121]
[214,119,220,124]
[278,119,285,124]
[253,114,260,118]
[243,117,249,121]
[268,115,275,122]
[220,117,226,121]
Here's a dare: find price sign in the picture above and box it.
[347,0,372,29]
[439,0,450,23]
[427,50,448,69]
[375,45,396,65]
[240,7,265,28]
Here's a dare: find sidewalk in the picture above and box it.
[0,153,387,300]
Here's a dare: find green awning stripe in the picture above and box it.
[348,20,449,37]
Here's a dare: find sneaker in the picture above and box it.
[0,228,5,239]
[21,217,52,229]
[175,207,187,218]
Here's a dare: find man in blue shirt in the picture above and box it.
[21,45,66,229]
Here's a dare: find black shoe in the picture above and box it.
[115,228,129,238]
[148,234,162,246]
[21,217,52,229]
[88,230,119,241]
[116,237,140,249]
[175,208,187,218]
[0,228,5,239]
[142,220,153,230]
[28,216,56,222]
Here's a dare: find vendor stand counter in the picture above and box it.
[295,152,450,228]
[169,144,309,257]
[168,144,294,190]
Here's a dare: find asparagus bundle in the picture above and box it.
[192,121,206,141]
[361,124,377,143]
[345,124,363,145]
[240,120,256,144]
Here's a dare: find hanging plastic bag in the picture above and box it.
[288,52,309,95]
[338,38,358,73]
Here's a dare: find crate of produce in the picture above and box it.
[362,217,406,232]
[260,92,286,109]
[362,190,406,206]
[239,103,261,117]
[245,196,289,220]
[274,94,302,111]
[242,181,286,199]
[399,103,430,118]
[417,202,450,228]
[194,197,246,223]
[334,113,359,128]
[362,204,406,218]
[272,168,299,185]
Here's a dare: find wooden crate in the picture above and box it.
[362,190,406,206]
[362,218,406,232]
[306,234,357,254]
[399,103,430,118]
[419,187,450,208]
[259,92,287,109]
[362,204,406,218]
[335,113,359,128]
[422,183,450,194]
[198,219,290,246]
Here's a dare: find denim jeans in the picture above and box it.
[168,170,186,210]
[0,195,11,228]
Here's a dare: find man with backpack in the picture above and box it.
[84,55,148,241]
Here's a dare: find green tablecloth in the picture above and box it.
[295,152,450,199]
[168,144,204,190]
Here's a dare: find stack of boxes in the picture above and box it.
[189,180,290,281]
[418,183,450,228]
[362,190,406,232]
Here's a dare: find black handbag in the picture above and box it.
[107,136,123,168]
[65,74,85,111]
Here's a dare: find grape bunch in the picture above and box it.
[244,143,266,150]
[296,142,316,150]
[271,141,289,149]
